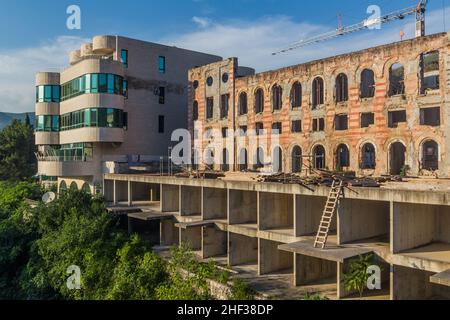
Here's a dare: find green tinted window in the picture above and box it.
[36,85,61,103]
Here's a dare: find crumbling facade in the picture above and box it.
[35,35,221,193]
[189,32,450,177]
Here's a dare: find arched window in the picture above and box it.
[291,82,302,109]
[336,144,350,170]
[239,92,248,115]
[313,145,326,169]
[59,180,67,195]
[335,73,348,102]
[360,69,375,98]
[70,181,78,191]
[422,140,439,171]
[193,101,198,121]
[361,143,376,169]
[255,147,264,169]
[81,182,91,194]
[292,146,302,173]
[254,88,264,114]
[312,77,324,109]
[239,148,248,172]
[272,84,283,111]
[389,63,405,96]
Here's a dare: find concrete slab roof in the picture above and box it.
[278,240,374,263]
[127,211,174,221]
[430,269,450,287]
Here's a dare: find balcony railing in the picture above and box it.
[35,152,92,163]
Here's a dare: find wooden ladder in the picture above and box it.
[314,179,344,249]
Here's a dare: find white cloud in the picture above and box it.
[0,36,88,113]
[162,8,450,73]
[192,16,212,28]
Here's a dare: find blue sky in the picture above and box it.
[0,0,449,112]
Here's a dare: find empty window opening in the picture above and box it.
[192,149,200,170]
[272,146,283,173]
[256,122,264,136]
[335,144,350,170]
[312,118,325,132]
[389,63,405,96]
[389,142,406,175]
[255,88,264,114]
[291,82,302,109]
[388,110,406,128]
[272,84,283,111]
[239,92,248,115]
[206,97,214,119]
[272,122,282,135]
[239,149,248,172]
[292,120,302,133]
[360,69,375,98]
[361,143,376,169]
[420,107,440,127]
[334,114,348,131]
[312,77,324,108]
[193,101,198,121]
[313,145,326,169]
[422,140,439,171]
[205,148,215,167]
[361,112,375,128]
[221,148,230,172]
[221,127,228,138]
[239,126,247,136]
[335,73,348,103]
[292,146,302,173]
[420,51,439,94]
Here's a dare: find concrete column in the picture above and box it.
[202,227,227,259]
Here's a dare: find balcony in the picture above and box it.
[60,127,124,144]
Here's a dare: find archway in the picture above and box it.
[59,180,67,195]
[69,181,78,192]
[422,140,439,171]
[272,146,283,173]
[81,182,91,194]
[389,142,406,175]
[221,148,230,172]
[255,147,264,170]
[239,148,248,172]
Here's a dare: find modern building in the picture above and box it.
[102,32,450,300]
[189,32,450,178]
[35,35,221,193]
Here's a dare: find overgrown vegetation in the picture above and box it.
[303,293,330,300]
[0,182,253,300]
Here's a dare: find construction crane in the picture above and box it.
[272,0,429,55]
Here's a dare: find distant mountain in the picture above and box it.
[0,112,36,130]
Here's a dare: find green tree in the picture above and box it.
[0,119,36,180]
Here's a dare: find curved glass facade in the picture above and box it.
[35,115,59,132]
[60,108,125,131]
[36,85,61,103]
[61,73,126,101]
